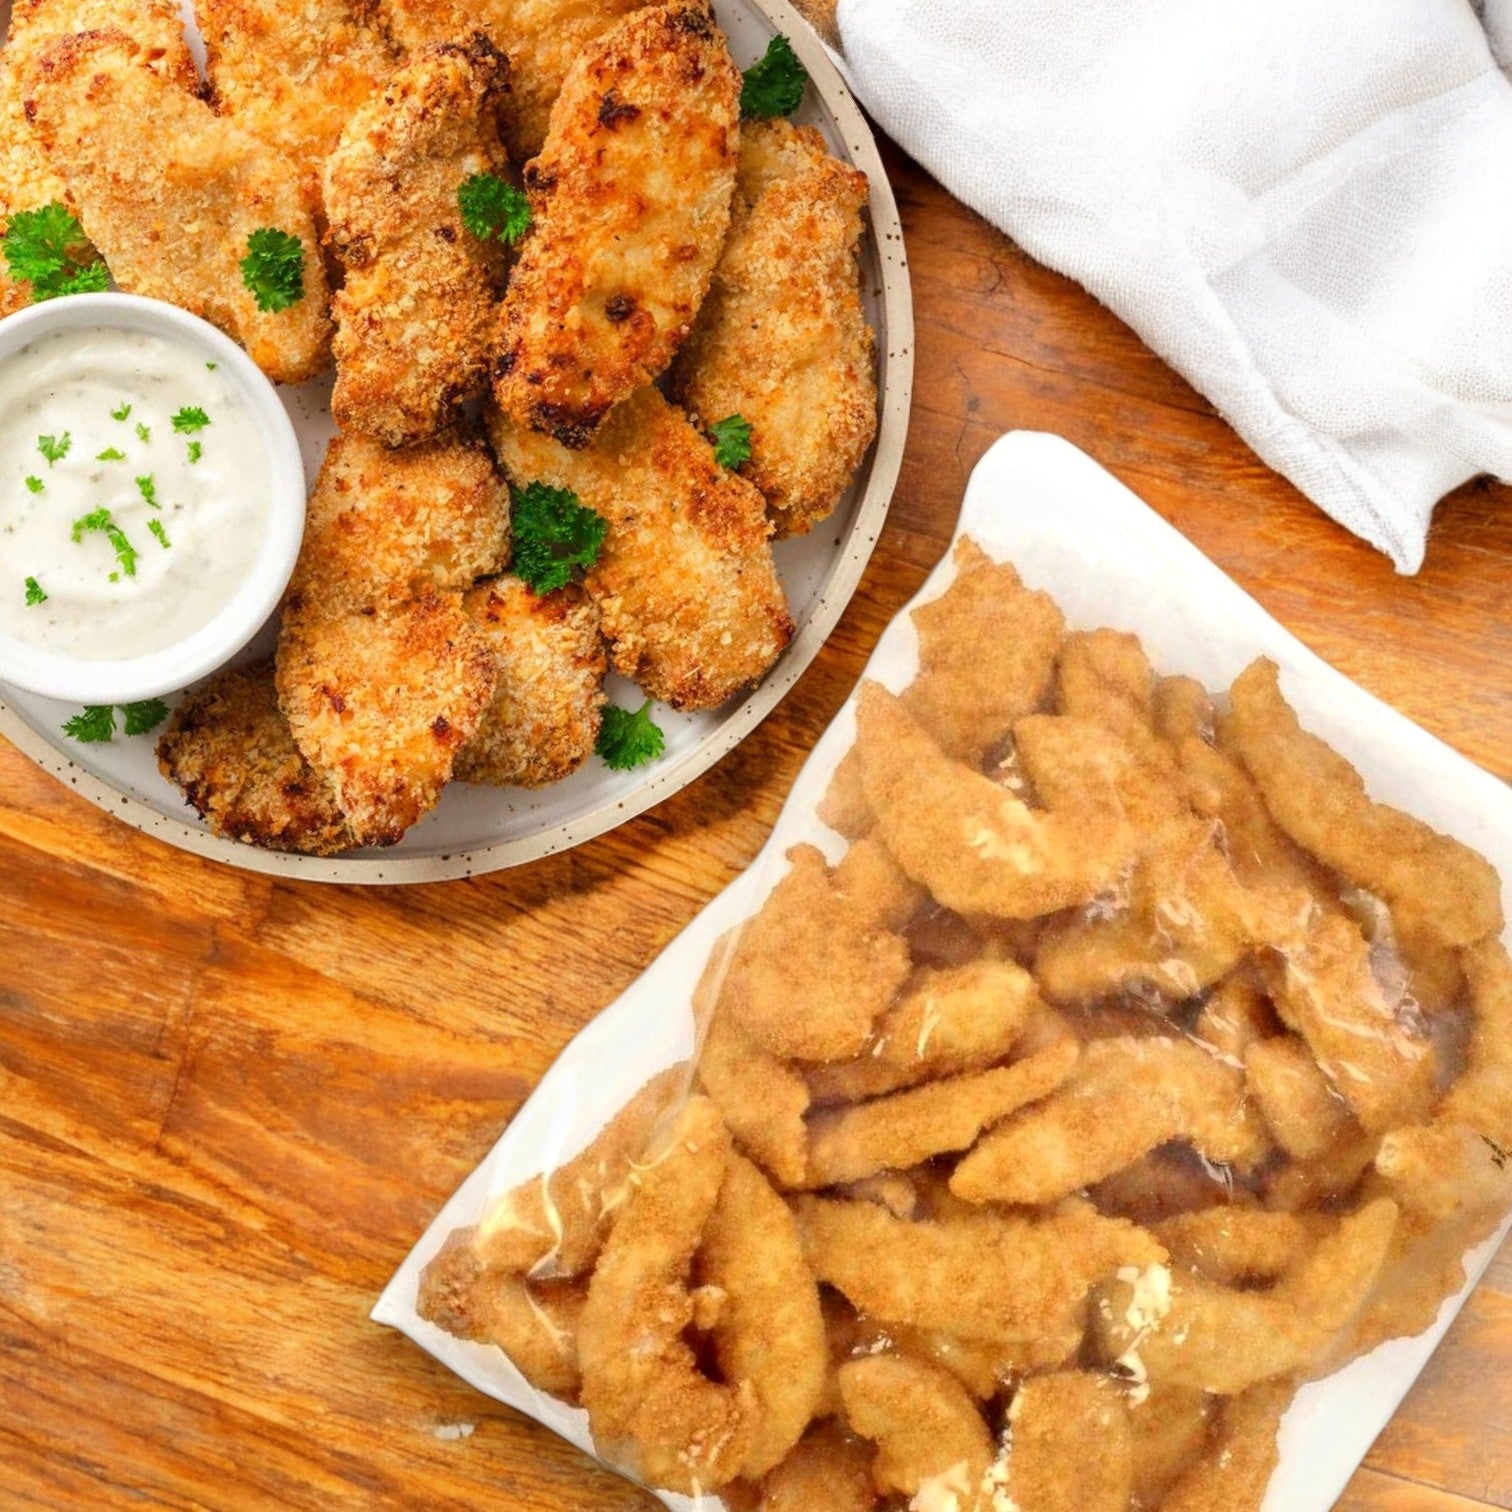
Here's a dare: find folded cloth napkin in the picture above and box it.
[835,0,1512,571]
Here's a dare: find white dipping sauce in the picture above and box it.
[0,325,273,661]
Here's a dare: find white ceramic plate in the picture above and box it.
[376,432,1512,1512]
[0,0,913,884]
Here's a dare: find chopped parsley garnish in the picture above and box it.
[171,407,209,434]
[186,440,202,464]
[96,446,125,461]
[61,699,168,743]
[135,475,158,508]
[135,422,151,443]
[24,476,43,494]
[2,203,108,302]
[24,576,46,605]
[122,698,168,735]
[596,699,666,771]
[205,361,217,371]
[110,402,132,422]
[240,227,306,313]
[147,518,170,549]
[458,171,532,244]
[63,705,116,743]
[708,413,753,470]
[71,506,138,578]
[37,432,71,466]
[741,34,808,119]
[511,481,607,594]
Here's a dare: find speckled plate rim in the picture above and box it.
[0,0,914,887]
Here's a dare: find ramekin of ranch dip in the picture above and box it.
[0,293,305,703]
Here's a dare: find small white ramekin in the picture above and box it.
[0,293,305,704]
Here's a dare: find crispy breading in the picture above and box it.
[717,843,913,1063]
[577,1097,759,1495]
[198,0,393,214]
[24,27,332,382]
[950,1037,1271,1206]
[803,1042,1078,1188]
[493,1,740,446]
[325,34,510,445]
[378,0,653,163]
[795,1195,1165,1347]
[1442,936,1512,1146]
[1127,1383,1214,1509]
[277,592,495,847]
[0,0,193,311]
[670,117,876,538]
[455,577,605,787]
[1005,1372,1133,1512]
[289,430,510,611]
[1161,1382,1293,1512]
[1154,1208,1327,1286]
[1056,628,1157,734]
[155,660,357,856]
[488,385,794,710]
[759,1422,875,1512]
[1226,657,1504,949]
[1244,1034,1359,1163]
[899,539,1065,764]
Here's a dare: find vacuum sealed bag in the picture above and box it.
[375,432,1512,1512]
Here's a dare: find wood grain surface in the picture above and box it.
[3,138,1511,1511]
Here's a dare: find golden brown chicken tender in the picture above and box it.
[156,661,357,856]
[198,0,394,213]
[1005,1372,1133,1512]
[488,385,794,710]
[325,34,510,446]
[25,27,332,382]
[455,577,606,788]
[759,1422,876,1512]
[379,0,653,163]
[0,0,193,311]
[1226,657,1503,949]
[493,1,740,446]
[1244,1033,1359,1163]
[1161,1382,1293,1512]
[671,117,876,538]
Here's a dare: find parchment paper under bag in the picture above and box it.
[375,431,1512,1512]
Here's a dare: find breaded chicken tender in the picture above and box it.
[494,1,740,446]
[696,1151,826,1479]
[0,0,193,311]
[577,1097,759,1494]
[325,34,510,445]
[198,0,393,213]
[671,118,875,538]
[289,431,511,609]
[1005,1372,1133,1512]
[379,0,653,162]
[1227,657,1504,949]
[156,661,357,855]
[277,431,510,845]
[25,28,332,382]
[900,540,1065,764]
[489,385,794,710]
[1244,1034,1358,1163]
[456,577,606,788]
[1161,1382,1293,1512]
[759,1422,875,1512]
[719,842,914,1063]
[950,1037,1271,1206]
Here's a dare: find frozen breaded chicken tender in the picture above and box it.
[25,27,332,382]
[950,1037,1271,1206]
[456,577,606,788]
[494,1,740,446]
[0,0,193,311]
[289,431,511,610]
[1226,656,1503,949]
[489,386,794,710]
[1005,1372,1133,1512]
[325,34,510,446]
[759,1422,875,1512]
[379,0,654,163]
[156,661,357,856]
[578,1097,759,1494]
[198,0,393,211]
[1161,1382,1293,1512]
[902,539,1065,764]
[671,117,876,538]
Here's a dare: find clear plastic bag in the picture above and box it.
[375,433,1512,1512]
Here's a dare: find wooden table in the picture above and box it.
[3,140,1510,1512]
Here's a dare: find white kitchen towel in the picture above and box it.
[835,0,1512,572]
